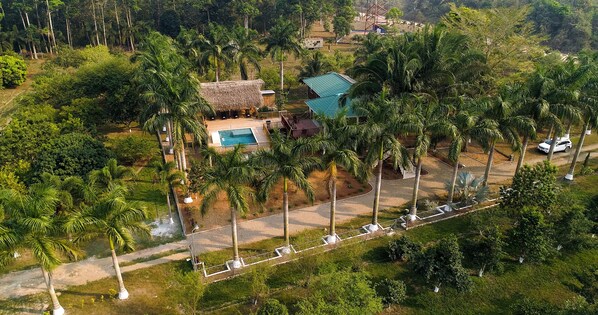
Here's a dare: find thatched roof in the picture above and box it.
[199,79,265,111]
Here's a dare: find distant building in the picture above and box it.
[302,37,324,50]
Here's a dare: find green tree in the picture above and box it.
[66,184,150,299]
[552,205,594,251]
[258,299,289,315]
[193,145,255,268]
[32,132,112,179]
[387,235,421,262]
[500,161,558,212]
[413,235,472,292]
[170,271,206,315]
[354,93,408,231]
[254,131,319,251]
[153,160,184,225]
[231,27,262,80]
[0,184,80,315]
[88,158,134,191]
[508,207,552,263]
[375,278,407,306]
[385,7,403,25]
[0,54,27,87]
[200,23,236,82]
[263,19,302,90]
[296,269,383,315]
[467,225,505,277]
[306,111,366,242]
[298,50,333,79]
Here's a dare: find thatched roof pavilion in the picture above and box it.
[199,79,265,112]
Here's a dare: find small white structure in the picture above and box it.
[303,37,324,50]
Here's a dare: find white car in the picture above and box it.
[537,138,573,154]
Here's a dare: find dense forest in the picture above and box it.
[0,0,595,55]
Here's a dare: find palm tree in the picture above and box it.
[200,23,236,82]
[263,19,302,91]
[446,100,500,209]
[153,161,185,224]
[482,94,534,186]
[89,158,134,191]
[231,27,262,80]
[254,131,320,251]
[303,111,367,243]
[39,173,85,213]
[401,98,456,221]
[65,184,150,300]
[298,50,333,79]
[0,184,80,315]
[194,145,255,268]
[137,32,214,172]
[566,52,598,181]
[354,92,408,231]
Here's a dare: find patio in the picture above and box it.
[206,117,279,151]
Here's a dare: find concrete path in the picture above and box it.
[1,141,597,300]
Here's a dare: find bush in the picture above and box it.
[375,278,407,305]
[109,135,159,166]
[32,133,111,178]
[0,54,27,88]
[510,297,558,315]
[388,236,421,262]
[257,299,288,315]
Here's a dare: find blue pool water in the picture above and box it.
[218,128,257,147]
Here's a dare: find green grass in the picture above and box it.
[0,59,45,127]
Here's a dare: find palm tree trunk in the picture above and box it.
[329,177,337,236]
[110,240,128,299]
[166,191,174,224]
[244,14,249,33]
[279,60,284,91]
[42,268,64,314]
[546,125,553,140]
[565,122,572,138]
[372,152,383,226]
[566,119,591,181]
[283,178,290,248]
[215,57,220,82]
[409,158,423,221]
[483,142,495,186]
[181,143,188,171]
[447,155,459,208]
[515,136,529,174]
[547,125,558,161]
[166,120,173,154]
[231,207,240,263]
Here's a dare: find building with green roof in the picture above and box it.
[301,72,359,119]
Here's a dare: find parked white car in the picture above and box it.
[537,138,573,154]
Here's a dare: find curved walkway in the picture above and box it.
[1,143,597,300]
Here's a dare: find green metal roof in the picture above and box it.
[302,72,355,97]
[305,94,357,118]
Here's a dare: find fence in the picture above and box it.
[193,199,501,281]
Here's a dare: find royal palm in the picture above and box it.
[263,20,302,91]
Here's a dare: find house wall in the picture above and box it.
[263,94,276,107]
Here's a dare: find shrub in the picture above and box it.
[109,135,159,165]
[0,54,27,88]
[32,133,111,178]
[375,278,407,305]
[388,236,421,262]
[510,297,558,315]
[257,299,288,315]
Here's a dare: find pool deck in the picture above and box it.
[206,117,279,149]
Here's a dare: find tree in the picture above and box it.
[375,278,407,306]
[566,51,598,181]
[354,93,408,231]
[402,99,456,221]
[263,19,302,91]
[0,184,80,315]
[508,207,552,263]
[332,0,356,40]
[385,7,403,25]
[200,23,236,82]
[88,158,134,191]
[254,131,319,251]
[296,269,383,315]
[500,161,558,212]
[387,235,421,262]
[307,111,366,243]
[258,299,289,315]
[552,205,594,251]
[32,132,112,179]
[413,235,472,292]
[109,135,159,166]
[192,145,255,268]
[298,50,333,79]
[153,160,184,224]
[467,225,505,277]
[0,54,27,87]
[231,27,262,80]
[170,271,206,315]
[66,183,150,299]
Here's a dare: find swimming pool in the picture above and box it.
[218,128,258,147]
